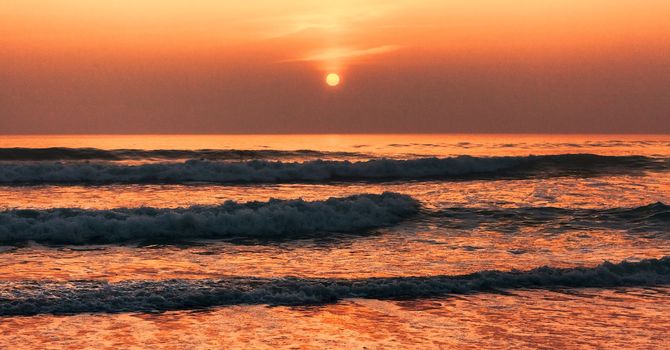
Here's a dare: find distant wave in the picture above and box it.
[0,147,365,161]
[0,193,419,245]
[0,154,666,185]
[435,202,670,233]
[1,257,668,315]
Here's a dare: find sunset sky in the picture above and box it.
[1,0,669,133]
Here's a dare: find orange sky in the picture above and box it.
[1,1,669,133]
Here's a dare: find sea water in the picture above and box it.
[0,134,669,349]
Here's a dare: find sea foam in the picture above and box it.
[0,192,420,244]
[0,154,665,185]
[1,257,668,315]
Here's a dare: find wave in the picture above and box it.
[1,257,668,316]
[434,202,670,233]
[0,193,419,245]
[0,147,366,161]
[0,154,666,185]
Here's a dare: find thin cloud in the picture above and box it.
[283,45,402,63]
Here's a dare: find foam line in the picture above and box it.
[1,257,668,315]
[0,192,420,244]
[0,154,665,185]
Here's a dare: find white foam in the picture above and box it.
[1,257,668,315]
[0,192,420,244]
[0,154,662,185]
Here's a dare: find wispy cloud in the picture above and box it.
[283,45,402,62]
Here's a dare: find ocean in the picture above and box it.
[1,134,669,349]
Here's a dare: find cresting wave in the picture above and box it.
[0,154,666,185]
[0,193,419,244]
[1,257,668,316]
[435,202,670,233]
[0,147,365,161]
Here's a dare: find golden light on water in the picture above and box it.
[326,73,340,87]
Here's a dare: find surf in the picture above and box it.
[0,154,665,185]
[0,192,420,244]
[1,256,668,316]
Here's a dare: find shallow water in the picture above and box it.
[1,134,669,349]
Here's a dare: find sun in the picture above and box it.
[326,73,340,87]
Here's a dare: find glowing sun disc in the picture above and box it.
[326,73,340,86]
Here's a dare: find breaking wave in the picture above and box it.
[1,257,668,315]
[0,147,365,161]
[434,202,670,233]
[0,154,666,185]
[0,192,419,245]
